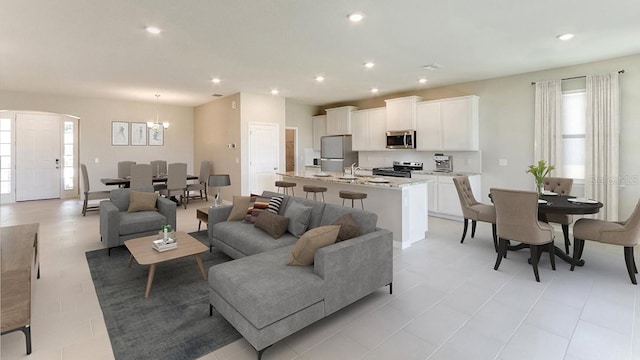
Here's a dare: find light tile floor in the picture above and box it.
[1,198,639,360]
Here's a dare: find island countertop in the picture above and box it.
[278,170,430,189]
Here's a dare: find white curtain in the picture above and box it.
[534,80,563,175]
[585,72,620,221]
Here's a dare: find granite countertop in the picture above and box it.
[279,171,430,189]
[412,170,481,176]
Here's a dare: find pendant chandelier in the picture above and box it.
[147,94,169,131]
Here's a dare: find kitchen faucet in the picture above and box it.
[351,162,359,176]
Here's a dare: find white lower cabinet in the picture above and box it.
[414,174,481,219]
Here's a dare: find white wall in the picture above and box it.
[285,99,316,168]
[0,91,194,193]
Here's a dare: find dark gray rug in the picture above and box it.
[86,231,241,360]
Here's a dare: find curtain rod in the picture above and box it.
[530,69,625,85]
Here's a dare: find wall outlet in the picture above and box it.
[231,100,237,109]
[227,143,236,149]
[499,158,508,166]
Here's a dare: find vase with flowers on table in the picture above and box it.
[526,160,555,197]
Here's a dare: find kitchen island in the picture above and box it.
[279,170,430,249]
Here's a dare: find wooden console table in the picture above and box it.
[1,223,40,355]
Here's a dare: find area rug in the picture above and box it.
[86,231,241,360]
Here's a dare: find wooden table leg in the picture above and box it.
[144,264,157,298]
[195,254,207,280]
[127,255,134,268]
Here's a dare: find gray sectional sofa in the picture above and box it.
[207,191,393,359]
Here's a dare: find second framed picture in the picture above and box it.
[130,122,147,146]
[148,125,164,146]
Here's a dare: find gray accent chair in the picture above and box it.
[491,188,556,282]
[542,177,573,253]
[571,199,640,284]
[185,160,210,204]
[453,176,497,251]
[99,186,176,255]
[80,163,110,216]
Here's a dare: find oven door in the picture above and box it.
[386,131,415,149]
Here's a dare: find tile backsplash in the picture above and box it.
[357,150,482,173]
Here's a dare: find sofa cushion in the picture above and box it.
[227,196,251,221]
[119,211,166,236]
[331,213,360,241]
[320,204,378,235]
[283,200,313,237]
[127,191,158,213]
[254,211,289,239]
[211,221,299,256]
[208,246,324,329]
[288,225,340,266]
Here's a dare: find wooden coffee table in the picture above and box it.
[125,231,208,298]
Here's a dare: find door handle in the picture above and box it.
[55,158,60,164]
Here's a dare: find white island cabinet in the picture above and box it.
[279,171,430,249]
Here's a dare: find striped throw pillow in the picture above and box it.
[243,195,284,223]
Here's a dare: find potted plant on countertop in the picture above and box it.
[526,160,555,197]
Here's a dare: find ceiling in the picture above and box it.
[2,1,639,107]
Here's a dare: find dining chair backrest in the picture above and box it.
[150,160,167,177]
[117,161,136,178]
[617,199,640,244]
[81,163,91,193]
[166,163,187,190]
[453,176,479,215]
[543,177,573,195]
[130,164,153,189]
[198,161,210,184]
[490,188,552,245]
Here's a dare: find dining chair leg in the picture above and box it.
[204,187,208,202]
[530,245,541,282]
[494,238,506,271]
[548,242,556,270]
[562,225,570,254]
[82,198,88,216]
[570,239,585,271]
[624,247,637,285]
[471,220,477,238]
[460,219,469,243]
[491,223,498,252]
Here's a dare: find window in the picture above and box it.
[63,121,74,190]
[0,117,11,194]
[561,90,586,180]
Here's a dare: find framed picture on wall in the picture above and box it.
[112,121,129,146]
[148,125,164,146]
[130,122,147,146]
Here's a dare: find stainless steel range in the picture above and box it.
[372,161,423,178]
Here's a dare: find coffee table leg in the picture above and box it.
[145,264,157,298]
[195,254,207,280]
[127,255,134,268]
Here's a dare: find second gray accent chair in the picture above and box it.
[491,188,556,282]
[452,176,497,251]
[543,177,574,253]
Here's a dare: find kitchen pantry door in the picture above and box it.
[16,113,61,201]
[248,122,279,194]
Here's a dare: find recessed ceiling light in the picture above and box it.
[347,12,364,22]
[418,78,428,84]
[364,62,375,69]
[145,26,162,35]
[557,33,574,41]
[370,88,379,94]
[315,75,325,83]
[270,89,279,95]
[211,77,221,84]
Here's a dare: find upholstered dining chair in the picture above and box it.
[491,188,556,282]
[80,163,110,216]
[571,199,640,284]
[160,163,188,209]
[117,161,136,179]
[150,160,168,192]
[543,177,574,254]
[452,176,497,251]
[129,164,153,190]
[186,160,210,204]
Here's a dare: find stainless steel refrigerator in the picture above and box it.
[320,135,358,173]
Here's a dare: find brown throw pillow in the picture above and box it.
[227,196,251,221]
[127,191,158,213]
[288,225,340,266]
[331,213,360,241]
[254,211,290,239]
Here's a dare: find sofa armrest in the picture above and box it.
[314,228,393,315]
[156,196,177,230]
[208,205,233,239]
[99,200,121,249]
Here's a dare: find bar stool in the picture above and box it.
[339,190,367,209]
[275,181,296,196]
[303,185,327,202]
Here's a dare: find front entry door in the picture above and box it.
[248,122,279,194]
[16,113,61,201]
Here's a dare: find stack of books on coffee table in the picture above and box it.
[152,239,177,252]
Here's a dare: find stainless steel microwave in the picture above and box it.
[386,130,416,149]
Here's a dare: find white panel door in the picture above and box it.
[248,122,279,194]
[16,113,61,201]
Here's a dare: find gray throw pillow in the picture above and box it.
[283,200,313,237]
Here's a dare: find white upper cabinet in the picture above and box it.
[325,106,357,135]
[352,107,386,151]
[312,115,327,151]
[385,96,422,131]
[415,95,479,151]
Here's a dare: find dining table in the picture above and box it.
[100,174,199,187]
